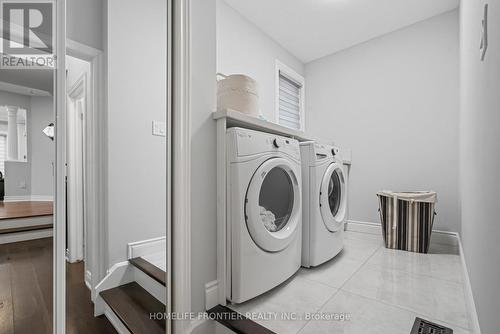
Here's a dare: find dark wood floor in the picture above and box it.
[0,202,53,220]
[0,237,117,334]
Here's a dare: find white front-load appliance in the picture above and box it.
[227,127,302,303]
[300,142,347,268]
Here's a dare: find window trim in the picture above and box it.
[275,59,306,131]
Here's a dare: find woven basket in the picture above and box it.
[377,191,437,253]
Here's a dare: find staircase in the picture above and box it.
[95,237,166,334]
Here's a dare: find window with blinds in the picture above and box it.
[276,61,305,131]
[0,135,6,175]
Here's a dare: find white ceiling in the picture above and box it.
[223,0,459,63]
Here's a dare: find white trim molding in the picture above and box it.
[127,236,166,259]
[275,59,306,131]
[457,236,482,334]
[3,195,54,202]
[54,1,68,333]
[205,280,219,311]
[172,0,192,332]
[345,220,460,247]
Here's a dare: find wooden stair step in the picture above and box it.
[0,224,53,235]
[100,282,165,334]
[129,257,166,286]
[207,305,276,334]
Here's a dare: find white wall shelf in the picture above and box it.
[213,109,313,142]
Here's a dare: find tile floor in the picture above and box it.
[227,231,471,334]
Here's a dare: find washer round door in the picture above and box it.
[245,157,301,252]
[319,162,347,232]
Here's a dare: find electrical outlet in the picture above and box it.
[152,121,166,137]
[19,181,26,189]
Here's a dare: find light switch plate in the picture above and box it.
[152,121,166,137]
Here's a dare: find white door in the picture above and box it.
[319,162,347,232]
[245,157,301,252]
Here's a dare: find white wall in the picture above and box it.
[216,0,304,121]
[306,11,460,232]
[29,96,54,197]
[460,1,500,332]
[67,0,104,50]
[106,0,167,266]
[191,0,218,314]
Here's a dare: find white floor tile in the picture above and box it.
[298,253,364,289]
[366,247,463,283]
[342,237,382,262]
[342,264,470,329]
[229,276,337,334]
[299,290,470,334]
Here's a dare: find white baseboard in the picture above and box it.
[345,220,381,235]
[205,280,218,311]
[346,220,459,247]
[457,235,481,334]
[85,270,92,291]
[3,195,53,202]
[104,304,132,334]
[3,195,31,202]
[0,229,53,244]
[127,236,166,259]
[30,195,54,201]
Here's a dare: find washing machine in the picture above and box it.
[300,141,347,268]
[227,127,302,303]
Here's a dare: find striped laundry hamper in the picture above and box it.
[377,191,437,253]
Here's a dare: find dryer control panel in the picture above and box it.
[227,127,300,161]
[314,143,340,159]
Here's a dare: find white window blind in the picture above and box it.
[0,135,6,175]
[278,72,302,130]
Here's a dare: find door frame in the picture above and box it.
[55,2,106,332]
[172,0,192,333]
[66,73,86,264]
[54,1,67,333]
[65,39,106,301]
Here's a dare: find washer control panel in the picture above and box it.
[227,128,300,160]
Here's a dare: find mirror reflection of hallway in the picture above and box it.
[0,69,55,333]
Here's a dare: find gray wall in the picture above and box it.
[4,161,30,197]
[1,92,32,197]
[67,0,104,50]
[191,0,217,314]
[0,91,31,110]
[29,96,54,197]
[106,0,167,266]
[305,11,460,232]
[460,1,500,332]
[216,0,304,120]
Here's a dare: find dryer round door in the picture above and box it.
[319,162,347,232]
[245,157,301,252]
